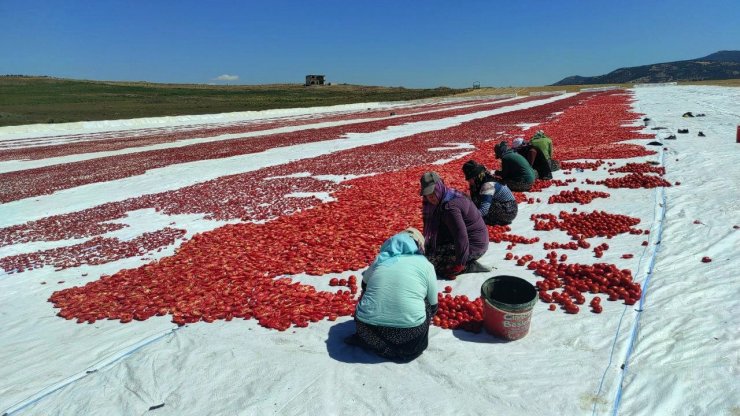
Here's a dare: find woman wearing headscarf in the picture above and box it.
[511,137,553,180]
[419,172,491,279]
[493,141,536,191]
[345,228,437,362]
[529,130,560,172]
[462,160,519,226]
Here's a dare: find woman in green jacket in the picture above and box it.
[493,141,536,191]
[530,130,560,172]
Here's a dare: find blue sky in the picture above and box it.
[1,0,738,88]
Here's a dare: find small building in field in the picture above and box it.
[305,74,325,86]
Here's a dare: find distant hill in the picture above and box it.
[552,50,740,86]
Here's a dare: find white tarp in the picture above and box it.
[0,86,738,416]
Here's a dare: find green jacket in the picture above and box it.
[530,133,553,160]
[501,151,536,184]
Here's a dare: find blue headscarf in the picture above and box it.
[363,232,422,278]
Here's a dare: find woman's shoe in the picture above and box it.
[465,260,493,273]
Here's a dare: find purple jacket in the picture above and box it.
[436,197,489,265]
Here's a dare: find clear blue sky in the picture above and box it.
[1,0,738,88]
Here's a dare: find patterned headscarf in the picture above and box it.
[512,138,526,148]
[469,170,497,206]
[422,179,467,254]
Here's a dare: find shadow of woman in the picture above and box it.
[325,320,388,364]
[450,327,508,344]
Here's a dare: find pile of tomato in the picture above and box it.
[547,188,611,204]
[593,242,610,258]
[433,293,484,332]
[486,224,540,245]
[542,240,590,250]
[609,162,666,175]
[532,210,642,241]
[533,257,642,312]
[589,173,673,189]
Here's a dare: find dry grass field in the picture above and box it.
[0,77,463,127]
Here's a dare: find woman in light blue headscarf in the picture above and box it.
[345,228,438,362]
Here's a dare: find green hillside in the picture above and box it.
[553,50,740,85]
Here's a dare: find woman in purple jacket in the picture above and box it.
[419,171,491,279]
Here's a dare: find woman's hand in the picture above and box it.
[443,264,465,279]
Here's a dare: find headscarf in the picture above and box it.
[462,160,486,181]
[363,232,422,278]
[422,178,467,254]
[469,170,497,206]
[494,141,511,159]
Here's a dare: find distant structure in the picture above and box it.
[472,81,481,89]
[305,75,325,86]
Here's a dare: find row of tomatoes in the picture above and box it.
[2,228,185,274]
[559,160,608,171]
[487,224,541,245]
[2,96,536,204]
[0,97,502,162]
[528,178,576,193]
[2,94,573,249]
[521,93,654,164]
